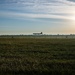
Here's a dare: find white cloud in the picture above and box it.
[0,11,74,21]
[0,0,75,21]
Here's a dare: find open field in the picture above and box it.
[0,35,75,38]
[0,38,75,75]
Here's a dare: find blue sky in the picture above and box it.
[0,0,75,35]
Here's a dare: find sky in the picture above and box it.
[0,0,75,35]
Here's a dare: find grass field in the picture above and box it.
[0,38,75,75]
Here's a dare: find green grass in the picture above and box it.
[0,38,75,75]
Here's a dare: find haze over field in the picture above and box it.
[0,0,75,35]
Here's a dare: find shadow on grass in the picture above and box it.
[0,70,75,75]
[26,50,49,53]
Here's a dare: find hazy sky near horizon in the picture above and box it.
[0,0,75,35]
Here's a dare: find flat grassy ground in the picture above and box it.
[0,38,75,75]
